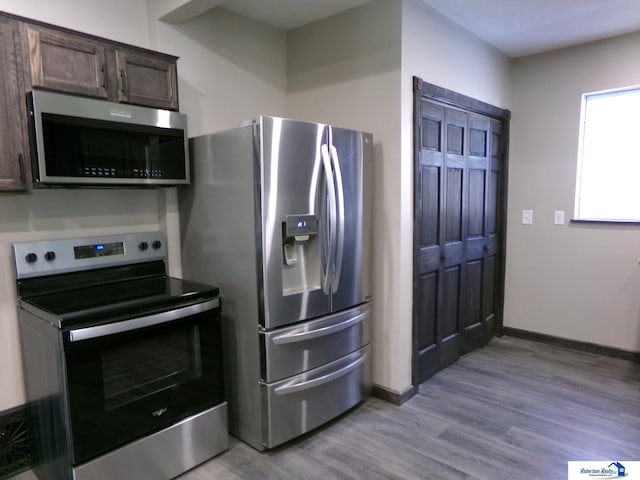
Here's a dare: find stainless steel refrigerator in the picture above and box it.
[179,115,373,451]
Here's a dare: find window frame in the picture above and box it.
[573,85,640,224]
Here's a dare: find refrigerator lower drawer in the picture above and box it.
[261,344,372,449]
[261,302,372,383]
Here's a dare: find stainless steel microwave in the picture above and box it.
[28,90,189,187]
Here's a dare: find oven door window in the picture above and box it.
[101,325,202,411]
[64,308,223,465]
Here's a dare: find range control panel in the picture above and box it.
[13,232,167,279]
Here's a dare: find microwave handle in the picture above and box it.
[67,298,219,342]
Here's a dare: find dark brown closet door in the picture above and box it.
[414,93,507,384]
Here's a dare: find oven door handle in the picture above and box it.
[67,298,220,342]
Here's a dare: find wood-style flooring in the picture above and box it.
[12,336,640,480]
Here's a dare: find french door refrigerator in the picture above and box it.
[179,116,373,450]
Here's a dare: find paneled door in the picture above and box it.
[413,78,509,384]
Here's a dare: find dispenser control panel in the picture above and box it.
[284,215,318,238]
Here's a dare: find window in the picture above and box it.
[574,86,640,222]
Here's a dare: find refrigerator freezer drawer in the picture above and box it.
[261,303,372,383]
[261,344,372,449]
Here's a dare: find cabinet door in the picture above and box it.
[26,26,108,99]
[0,20,28,191]
[115,50,178,110]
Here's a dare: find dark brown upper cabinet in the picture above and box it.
[23,23,179,111]
[115,50,178,110]
[25,25,109,99]
[0,18,28,192]
[0,11,181,191]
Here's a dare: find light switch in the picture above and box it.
[522,209,533,225]
[554,210,565,225]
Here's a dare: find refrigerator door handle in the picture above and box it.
[321,143,337,295]
[273,353,366,396]
[329,144,345,293]
[270,310,367,345]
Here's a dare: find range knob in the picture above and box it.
[44,251,56,262]
[25,253,38,264]
[138,241,149,251]
[152,240,162,250]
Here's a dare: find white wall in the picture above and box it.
[505,32,640,353]
[287,0,512,396]
[147,5,287,279]
[148,6,288,136]
[397,0,511,390]
[401,0,512,112]
[0,1,288,412]
[287,0,404,393]
[0,0,159,413]
[4,0,634,418]
[0,0,150,47]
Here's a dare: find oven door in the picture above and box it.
[62,299,223,465]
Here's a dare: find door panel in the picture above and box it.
[462,259,484,353]
[416,272,438,379]
[418,274,437,348]
[414,91,507,384]
[421,166,440,246]
[444,166,463,242]
[482,119,505,344]
[438,108,467,369]
[0,20,27,191]
[260,116,330,329]
[326,126,369,313]
[26,25,108,99]
[462,113,491,353]
[442,266,461,340]
[115,50,178,110]
[415,101,444,382]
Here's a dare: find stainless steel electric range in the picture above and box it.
[13,231,227,480]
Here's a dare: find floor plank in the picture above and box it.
[11,336,640,480]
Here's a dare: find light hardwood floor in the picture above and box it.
[12,336,640,480]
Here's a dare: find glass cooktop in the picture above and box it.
[21,275,219,328]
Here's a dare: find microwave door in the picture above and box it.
[29,89,188,186]
[260,116,331,330]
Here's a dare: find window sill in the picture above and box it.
[570,219,640,225]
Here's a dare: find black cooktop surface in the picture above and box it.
[18,262,219,328]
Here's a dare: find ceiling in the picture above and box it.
[215,0,640,58]
[216,0,371,30]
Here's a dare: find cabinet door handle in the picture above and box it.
[101,64,108,91]
[18,153,25,184]
[120,68,127,95]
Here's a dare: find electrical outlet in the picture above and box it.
[522,209,533,225]
[554,210,565,225]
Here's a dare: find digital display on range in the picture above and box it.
[74,241,125,259]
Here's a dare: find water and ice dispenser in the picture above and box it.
[282,214,321,295]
